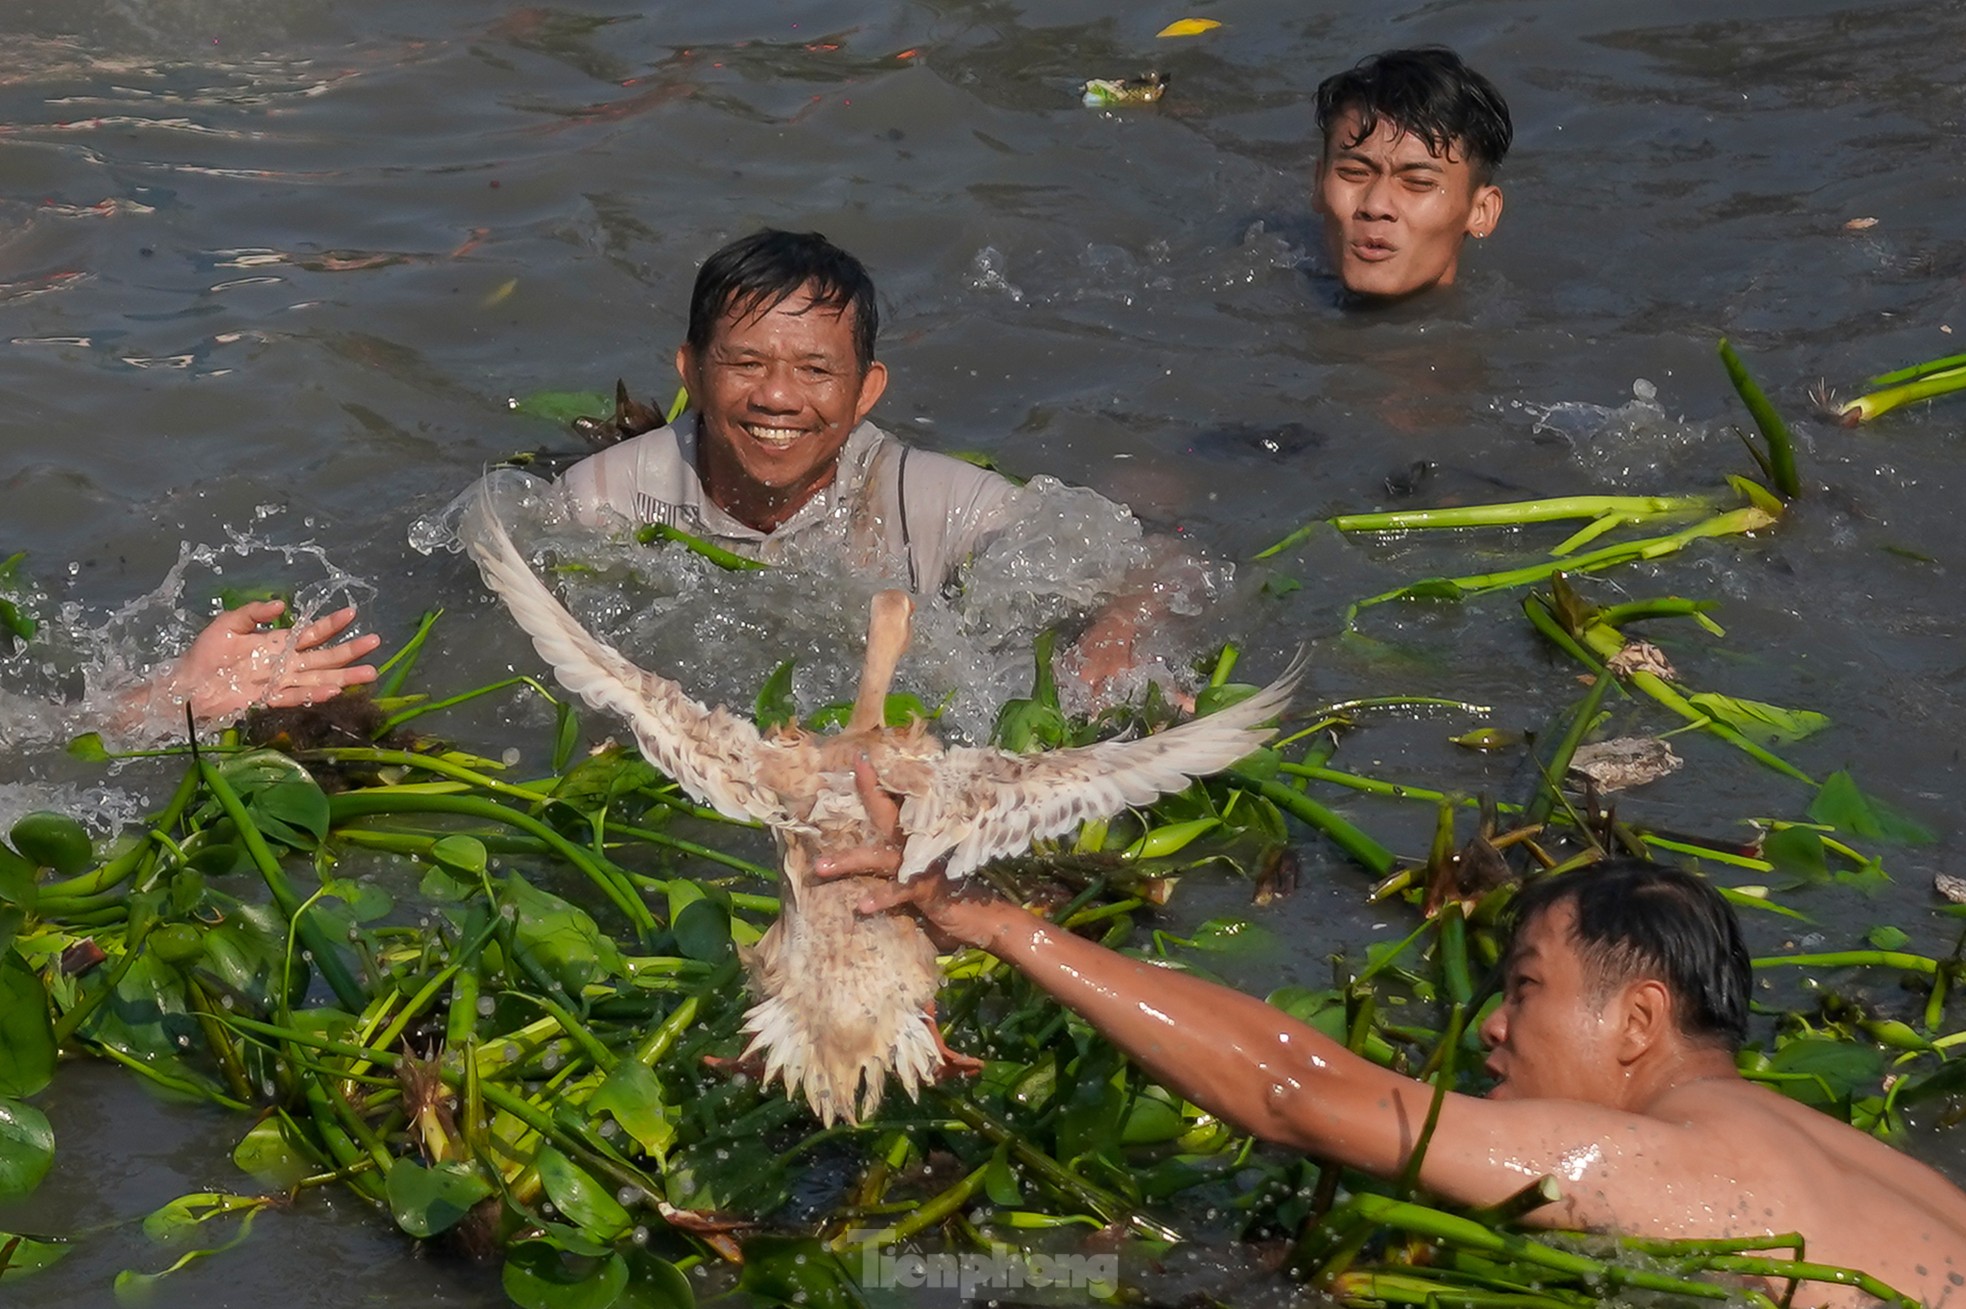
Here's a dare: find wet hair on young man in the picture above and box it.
[686,228,880,371]
[1507,859,1753,1048]
[1315,46,1514,183]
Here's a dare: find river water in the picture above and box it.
[4,0,1966,1303]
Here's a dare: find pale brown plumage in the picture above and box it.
[461,476,1306,1125]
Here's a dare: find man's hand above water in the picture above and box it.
[813,754,1017,951]
[153,601,382,725]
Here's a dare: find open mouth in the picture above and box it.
[742,424,808,449]
[1350,239,1397,262]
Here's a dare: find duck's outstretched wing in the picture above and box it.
[459,479,786,826]
[894,651,1308,881]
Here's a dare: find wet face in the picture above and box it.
[1314,110,1502,300]
[1479,903,1632,1105]
[680,285,888,531]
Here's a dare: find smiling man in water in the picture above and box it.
[1314,47,1512,301]
[558,228,1204,694]
[823,814,1966,1307]
[561,229,1005,593]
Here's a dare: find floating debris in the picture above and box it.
[1081,71,1167,108]
[1569,737,1684,792]
[1607,640,1678,682]
[573,379,667,448]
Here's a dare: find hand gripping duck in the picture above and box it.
[462,484,1304,1126]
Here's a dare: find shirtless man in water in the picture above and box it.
[822,796,1966,1307]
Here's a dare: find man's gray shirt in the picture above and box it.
[559,415,1018,595]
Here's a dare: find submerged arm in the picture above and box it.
[1063,538,1214,700]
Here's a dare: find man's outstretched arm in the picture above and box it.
[817,760,1719,1231]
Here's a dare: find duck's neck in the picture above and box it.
[848,590,913,733]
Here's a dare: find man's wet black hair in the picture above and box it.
[1315,47,1513,183]
[687,228,879,372]
[1507,859,1752,1049]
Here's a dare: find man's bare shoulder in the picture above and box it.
[1646,1078,1966,1303]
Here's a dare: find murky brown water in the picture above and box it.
[5,0,1966,1303]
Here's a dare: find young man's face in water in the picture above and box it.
[1314,110,1503,300]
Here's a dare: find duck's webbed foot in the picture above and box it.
[701,1050,768,1079]
[654,1201,753,1261]
[924,1012,985,1080]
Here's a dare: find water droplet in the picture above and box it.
[476,996,495,1016]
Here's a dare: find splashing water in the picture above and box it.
[0,519,375,750]
[967,245,1025,305]
[0,779,148,845]
[1516,379,1724,488]
[436,469,1231,743]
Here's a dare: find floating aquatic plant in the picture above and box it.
[0,588,1943,1309]
[1830,351,1966,426]
[1,351,1950,1306]
[1719,338,1802,499]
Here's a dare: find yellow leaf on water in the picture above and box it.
[482,277,518,308]
[1156,18,1221,37]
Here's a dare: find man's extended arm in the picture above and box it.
[818,761,1720,1232]
[889,875,1508,1185]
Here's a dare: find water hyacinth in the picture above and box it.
[0,345,1947,1308]
[1828,350,1966,426]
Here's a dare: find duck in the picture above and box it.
[461,480,1305,1125]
